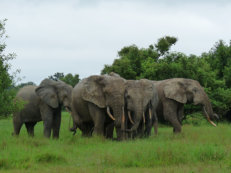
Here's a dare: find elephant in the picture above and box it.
[125,79,159,138]
[13,79,73,138]
[153,78,219,133]
[70,73,127,140]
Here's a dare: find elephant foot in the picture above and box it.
[69,127,77,135]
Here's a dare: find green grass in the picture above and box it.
[1,112,231,172]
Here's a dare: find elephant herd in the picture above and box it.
[12,73,219,140]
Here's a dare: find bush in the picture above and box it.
[0,19,21,117]
[183,112,208,126]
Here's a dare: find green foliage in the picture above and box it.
[0,19,21,117]
[60,73,80,87]
[206,40,231,80]
[183,112,208,126]
[155,36,178,56]
[101,43,160,79]
[49,72,80,87]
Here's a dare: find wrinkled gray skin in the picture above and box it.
[13,79,73,138]
[125,79,159,138]
[70,74,127,140]
[153,78,219,133]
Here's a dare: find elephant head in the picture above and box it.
[35,79,73,110]
[125,79,155,133]
[163,78,218,126]
[81,74,126,138]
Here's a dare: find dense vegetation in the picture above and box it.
[0,19,22,117]
[102,36,231,117]
[1,112,231,172]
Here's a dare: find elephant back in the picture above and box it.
[17,85,38,102]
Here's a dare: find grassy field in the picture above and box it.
[0,112,231,173]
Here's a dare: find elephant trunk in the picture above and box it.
[202,94,219,121]
[126,110,143,132]
[111,104,126,140]
[203,106,217,127]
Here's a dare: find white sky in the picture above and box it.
[1,0,231,84]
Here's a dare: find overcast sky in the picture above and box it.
[1,0,231,84]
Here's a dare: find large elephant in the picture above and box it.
[125,79,159,138]
[70,74,127,140]
[153,78,219,133]
[13,79,73,138]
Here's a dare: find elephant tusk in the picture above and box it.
[107,106,115,121]
[128,111,134,124]
[149,108,152,120]
[143,112,145,124]
[203,107,217,127]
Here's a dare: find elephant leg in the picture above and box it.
[25,122,37,137]
[52,109,61,139]
[80,122,94,137]
[153,112,158,135]
[115,127,123,141]
[177,104,184,125]
[136,124,142,138]
[163,101,181,133]
[104,122,114,139]
[13,116,23,136]
[88,103,105,136]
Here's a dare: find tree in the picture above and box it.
[49,72,80,87]
[16,81,36,89]
[101,36,177,78]
[0,19,22,117]
[206,40,231,80]
[155,36,178,56]
[61,73,80,87]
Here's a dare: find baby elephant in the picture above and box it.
[13,79,72,138]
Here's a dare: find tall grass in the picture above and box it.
[1,112,231,172]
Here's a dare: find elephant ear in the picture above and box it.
[82,76,106,108]
[35,79,59,108]
[163,81,187,104]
